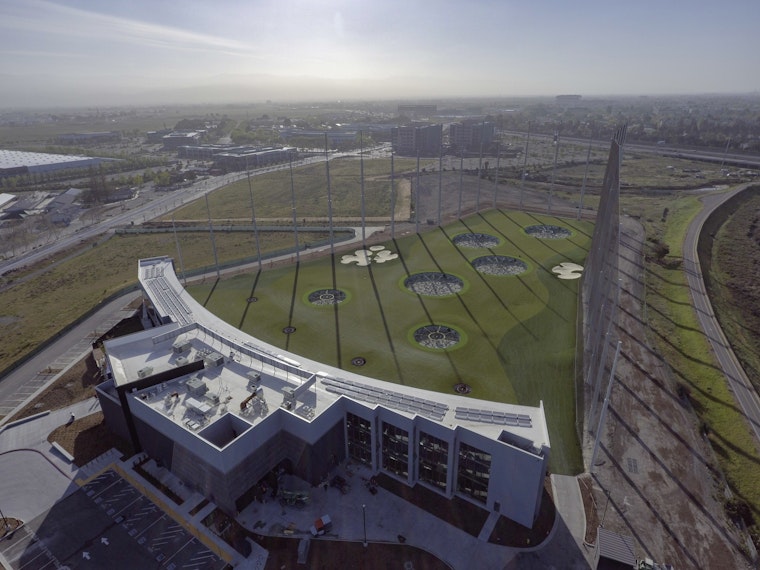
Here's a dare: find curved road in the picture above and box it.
[683,183,760,445]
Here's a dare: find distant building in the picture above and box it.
[0,192,16,211]
[162,131,203,150]
[555,95,582,105]
[391,124,443,156]
[104,187,137,203]
[278,128,358,147]
[212,146,298,172]
[47,187,82,225]
[178,144,244,161]
[0,191,49,221]
[398,105,437,118]
[448,120,495,152]
[0,150,107,177]
[146,129,173,143]
[56,131,122,145]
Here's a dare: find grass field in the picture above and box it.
[188,209,593,474]
[0,230,330,379]
[624,189,760,545]
[167,157,433,222]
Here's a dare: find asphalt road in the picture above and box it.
[0,154,330,277]
[682,183,760,445]
[1,470,227,570]
[0,291,142,419]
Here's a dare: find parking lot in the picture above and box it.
[1,469,228,569]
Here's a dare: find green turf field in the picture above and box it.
[187,209,593,474]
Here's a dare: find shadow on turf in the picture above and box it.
[237,270,262,330]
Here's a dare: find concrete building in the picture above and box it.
[278,128,358,147]
[211,146,297,172]
[177,144,243,161]
[0,192,16,212]
[162,131,203,150]
[398,105,437,118]
[391,124,443,156]
[56,131,121,145]
[0,150,107,177]
[96,257,550,529]
[448,120,495,153]
[46,187,82,225]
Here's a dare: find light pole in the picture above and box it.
[601,489,611,527]
[0,506,9,533]
[362,503,367,547]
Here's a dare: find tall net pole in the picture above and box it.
[578,134,593,220]
[360,131,366,248]
[549,131,559,214]
[289,153,300,264]
[324,133,335,257]
[390,152,396,239]
[493,142,500,209]
[520,122,531,210]
[457,151,464,219]
[171,215,186,285]
[246,156,262,271]
[205,193,220,279]
[437,140,443,225]
[476,121,484,213]
[415,149,421,234]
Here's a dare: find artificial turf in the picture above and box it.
[187,209,593,474]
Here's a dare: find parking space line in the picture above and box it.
[112,495,143,518]
[160,537,196,567]
[17,548,48,569]
[189,551,218,563]
[136,513,166,538]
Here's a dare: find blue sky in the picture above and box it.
[2,0,759,107]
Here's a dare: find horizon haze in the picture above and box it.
[2,0,760,108]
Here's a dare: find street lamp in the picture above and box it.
[0,507,10,534]
[601,489,611,527]
[362,505,367,548]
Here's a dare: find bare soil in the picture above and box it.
[578,474,600,544]
[584,216,751,569]
[8,313,143,423]
[9,353,102,422]
[47,412,133,466]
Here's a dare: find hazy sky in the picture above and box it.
[2,0,759,107]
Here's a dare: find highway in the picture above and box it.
[682,184,760,445]
[0,154,330,277]
[500,130,760,169]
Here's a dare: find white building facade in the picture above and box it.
[97,257,550,528]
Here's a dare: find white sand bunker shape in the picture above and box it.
[551,262,584,280]
[341,246,398,266]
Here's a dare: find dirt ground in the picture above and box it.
[48,411,133,466]
[9,353,102,422]
[583,216,752,569]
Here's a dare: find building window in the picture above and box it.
[457,442,491,503]
[381,422,409,478]
[346,413,373,466]
[418,432,448,491]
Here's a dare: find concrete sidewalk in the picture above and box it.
[237,463,519,570]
